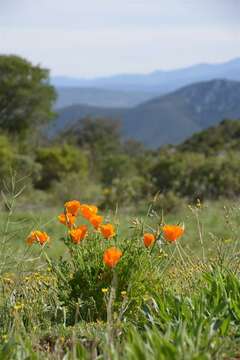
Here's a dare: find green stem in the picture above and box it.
[107,270,117,359]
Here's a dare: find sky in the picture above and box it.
[0,0,240,77]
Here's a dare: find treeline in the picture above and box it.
[1,55,240,210]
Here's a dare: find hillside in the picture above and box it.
[125,79,240,146]
[178,119,240,154]
[49,104,126,136]
[55,87,155,109]
[51,79,240,148]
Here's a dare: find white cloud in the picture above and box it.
[0,0,239,76]
[1,0,240,28]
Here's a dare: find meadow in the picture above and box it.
[1,55,240,359]
[1,186,240,359]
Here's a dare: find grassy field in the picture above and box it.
[1,198,240,359]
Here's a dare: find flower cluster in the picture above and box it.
[26,199,185,270]
[57,200,116,242]
[58,200,121,268]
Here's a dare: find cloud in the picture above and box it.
[0,0,239,76]
[1,0,240,28]
[1,24,239,76]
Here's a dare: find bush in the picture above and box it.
[151,150,240,200]
[49,172,103,205]
[151,191,185,214]
[191,152,240,199]
[100,154,137,187]
[150,151,205,199]
[35,145,88,189]
[15,154,42,183]
[0,134,15,180]
[102,175,152,209]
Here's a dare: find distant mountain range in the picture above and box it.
[50,79,240,148]
[53,58,240,108]
[55,87,155,109]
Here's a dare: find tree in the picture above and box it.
[65,117,122,177]
[72,117,121,154]
[0,55,56,134]
[101,153,136,186]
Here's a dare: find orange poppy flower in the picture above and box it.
[70,225,88,244]
[100,224,116,239]
[26,231,49,246]
[80,204,98,220]
[58,213,75,228]
[64,200,81,216]
[103,247,122,268]
[89,214,103,229]
[162,225,184,242]
[143,233,155,248]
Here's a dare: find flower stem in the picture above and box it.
[106,270,117,359]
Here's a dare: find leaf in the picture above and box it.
[220,316,231,336]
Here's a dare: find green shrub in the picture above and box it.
[35,145,88,189]
[0,134,15,179]
[100,154,137,186]
[151,150,240,200]
[15,154,42,183]
[102,175,151,209]
[49,172,103,205]
[151,191,185,213]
